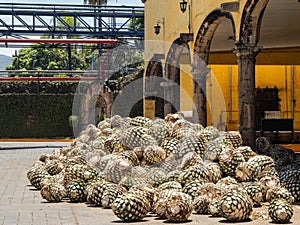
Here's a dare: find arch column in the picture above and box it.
[192,63,210,126]
[80,95,89,128]
[164,62,180,116]
[234,44,262,148]
[161,80,177,116]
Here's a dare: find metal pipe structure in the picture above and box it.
[0,77,97,81]
[285,66,289,118]
[0,3,144,39]
[228,65,233,121]
[0,38,118,44]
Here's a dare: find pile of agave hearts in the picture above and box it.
[27,113,299,223]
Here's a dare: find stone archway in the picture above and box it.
[165,38,189,81]
[239,0,270,46]
[164,37,191,116]
[193,9,236,126]
[89,95,108,124]
[144,54,164,118]
[80,80,113,127]
[194,9,236,63]
[145,54,164,93]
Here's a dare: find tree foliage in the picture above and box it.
[6,45,95,74]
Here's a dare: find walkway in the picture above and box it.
[0,3,144,39]
[0,142,299,225]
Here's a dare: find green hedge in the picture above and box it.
[0,81,86,94]
[0,94,74,138]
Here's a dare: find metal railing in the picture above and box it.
[0,70,98,78]
[0,67,140,80]
[0,70,100,94]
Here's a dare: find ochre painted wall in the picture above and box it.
[179,65,300,131]
[180,64,193,112]
[144,0,300,131]
[144,0,248,62]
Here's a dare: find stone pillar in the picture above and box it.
[192,65,210,126]
[104,91,112,118]
[161,80,178,116]
[79,94,89,134]
[234,45,262,148]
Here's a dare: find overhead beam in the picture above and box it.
[0,3,144,38]
[0,38,118,44]
[209,47,300,65]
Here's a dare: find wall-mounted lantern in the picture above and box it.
[180,0,188,13]
[154,23,161,35]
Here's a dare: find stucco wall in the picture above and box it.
[143,0,300,131]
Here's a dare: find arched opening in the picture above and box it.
[73,80,113,133]
[194,9,236,63]
[239,0,270,47]
[164,38,191,116]
[251,0,300,143]
[89,95,108,124]
[144,54,164,118]
[232,0,300,146]
[209,14,237,129]
[193,9,236,126]
[256,0,299,49]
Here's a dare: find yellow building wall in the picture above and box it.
[293,66,300,130]
[144,0,248,60]
[144,0,249,123]
[144,0,300,131]
[255,65,300,130]
[208,65,239,130]
[179,65,300,131]
[177,65,300,131]
[180,65,193,112]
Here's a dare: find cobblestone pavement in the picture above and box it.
[0,142,299,225]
